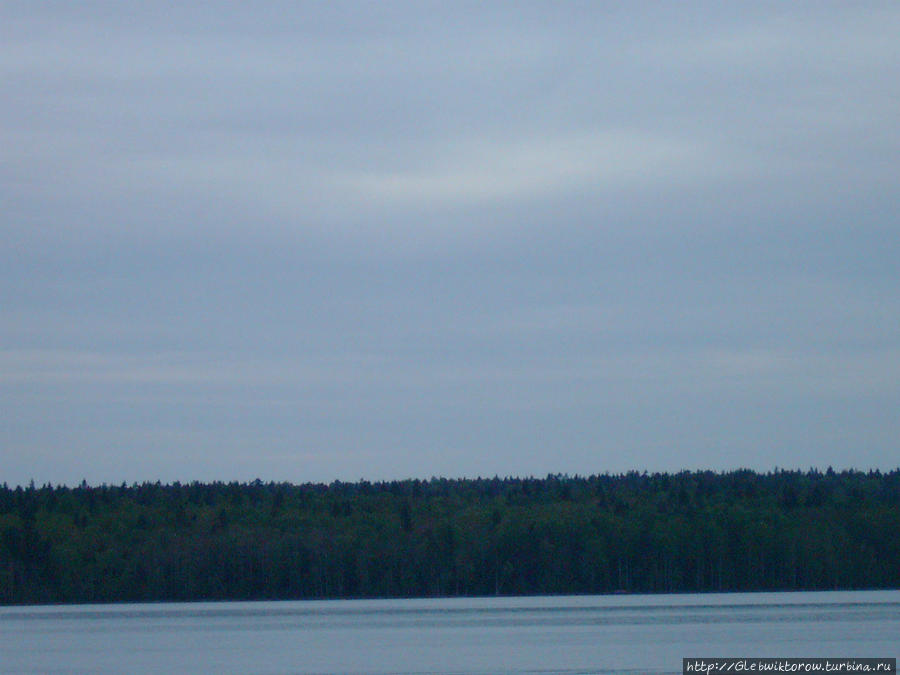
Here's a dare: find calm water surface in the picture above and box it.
[1,591,897,674]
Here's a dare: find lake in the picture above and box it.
[1,591,897,674]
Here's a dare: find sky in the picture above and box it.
[2,2,899,487]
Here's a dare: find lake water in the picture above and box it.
[1,591,897,674]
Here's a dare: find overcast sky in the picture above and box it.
[2,2,898,487]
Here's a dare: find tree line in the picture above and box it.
[1,469,898,605]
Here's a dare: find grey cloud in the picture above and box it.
[2,2,898,486]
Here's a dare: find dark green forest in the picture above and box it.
[1,469,898,605]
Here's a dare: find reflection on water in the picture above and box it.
[2,591,898,674]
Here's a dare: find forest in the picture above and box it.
[1,469,898,605]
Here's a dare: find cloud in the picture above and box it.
[344,131,722,206]
[2,3,898,485]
